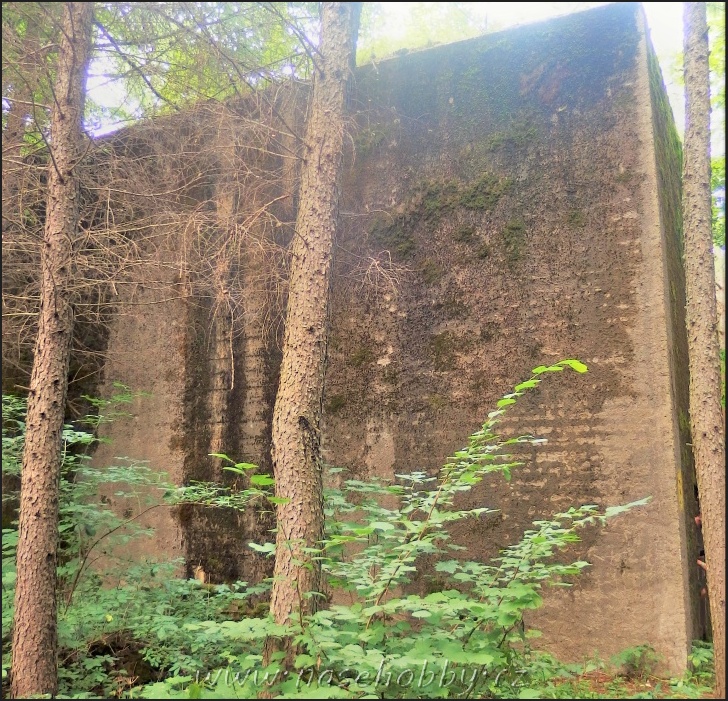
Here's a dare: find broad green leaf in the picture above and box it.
[248,542,275,554]
[222,466,246,476]
[435,560,459,574]
[497,397,517,408]
[557,359,588,373]
[370,521,395,531]
[605,496,651,519]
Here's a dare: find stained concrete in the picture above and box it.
[81,2,699,674]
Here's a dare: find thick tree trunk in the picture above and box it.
[268,2,361,629]
[10,3,93,698]
[682,3,725,696]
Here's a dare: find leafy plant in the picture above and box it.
[609,644,660,681]
[2,388,177,696]
[6,364,692,699]
[143,360,653,699]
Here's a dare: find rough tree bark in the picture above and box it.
[268,1,361,629]
[10,3,94,698]
[682,3,725,696]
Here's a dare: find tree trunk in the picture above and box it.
[683,3,725,696]
[10,3,94,698]
[268,2,361,629]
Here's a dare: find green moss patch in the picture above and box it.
[477,243,492,259]
[486,122,538,152]
[426,393,450,410]
[325,394,348,414]
[348,346,375,367]
[480,321,500,342]
[413,173,511,224]
[354,124,390,158]
[420,258,444,284]
[453,224,476,243]
[434,298,468,318]
[429,332,458,371]
[370,213,416,258]
[502,218,526,264]
[567,209,586,227]
[368,173,510,259]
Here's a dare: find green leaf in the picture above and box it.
[514,379,540,391]
[249,474,275,487]
[557,359,588,373]
[435,560,459,574]
[497,398,517,408]
[249,542,275,554]
[605,496,651,519]
[267,496,290,505]
[411,610,432,618]
[222,466,247,476]
[370,521,395,531]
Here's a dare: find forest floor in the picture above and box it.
[540,669,715,699]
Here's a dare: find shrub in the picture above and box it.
[142,360,651,699]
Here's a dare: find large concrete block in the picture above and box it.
[86,2,699,673]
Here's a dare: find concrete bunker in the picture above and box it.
[4,2,703,674]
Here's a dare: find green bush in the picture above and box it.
[6,363,687,699]
[2,389,182,697]
[142,360,652,699]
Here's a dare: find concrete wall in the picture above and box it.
[89,3,699,673]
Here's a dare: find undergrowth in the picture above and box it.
[1,363,715,698]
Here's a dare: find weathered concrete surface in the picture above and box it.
[84,2,699,674]
[321,3,698,672]
[90,276,186,572]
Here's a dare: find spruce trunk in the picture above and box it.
[269,2,361,627]
[683,3,726,696]
[10,3,93,697]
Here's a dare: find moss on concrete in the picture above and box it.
[325,393,348,414]
[429,332,458,371]
[433,298,469,319]
[354,124,389,158]
[477,243,492,259]
[486,122,539,152]
[502,218,526,264]
[420,258,444,284]
[348,346,375,367]
[369,173,510,260]
[453,224,476,243]
[369,213,416,259]
[567,209,587,227]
